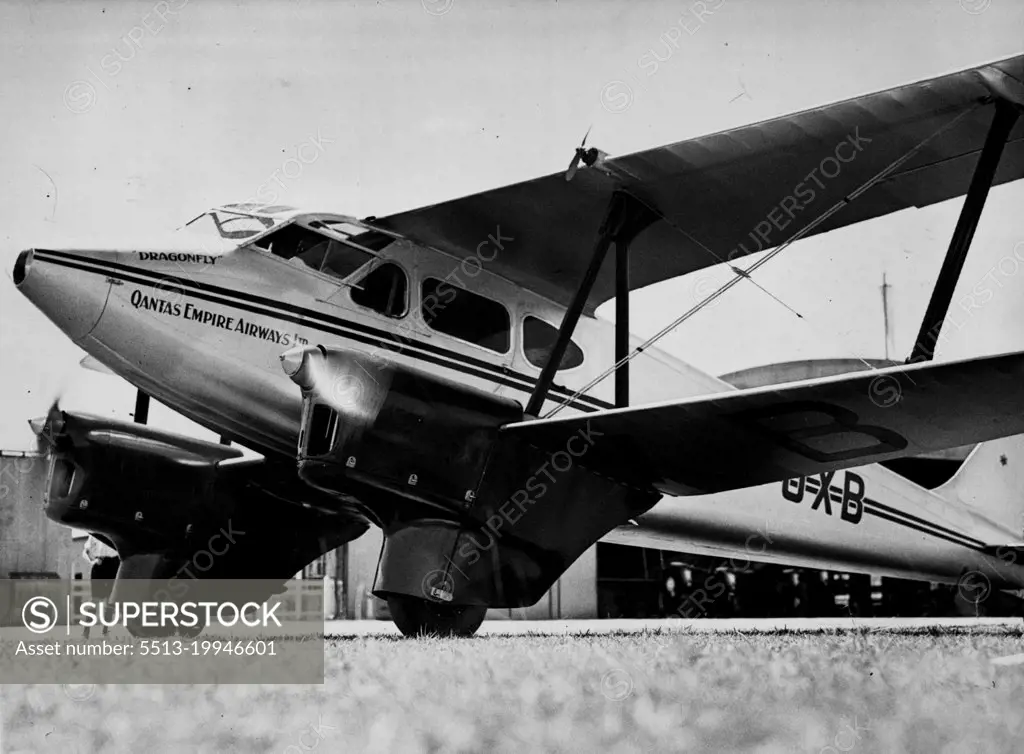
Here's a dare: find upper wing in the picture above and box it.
[372,54,1024,312]
[501,352,1024,496]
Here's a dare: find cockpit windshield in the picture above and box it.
[179,205,396,249]
[181,204,292,241]
[305,219,397,253]
[251,223,375,281]
[178,205,399,285]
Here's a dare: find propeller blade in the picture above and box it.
[580,124,592,148]
[29,398,64,455]
[565,151,583,182]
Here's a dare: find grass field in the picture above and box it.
[2,625,1023,753]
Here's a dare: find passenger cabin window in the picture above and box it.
[421,278,510,353]
[254,224,372,280]
[351,263,408,318]
[523,316,584,370]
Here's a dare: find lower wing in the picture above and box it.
[502,351,1024,495]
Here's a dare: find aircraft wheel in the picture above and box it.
[386,595,486,638]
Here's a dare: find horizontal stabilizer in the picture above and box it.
[504,351,1024,496]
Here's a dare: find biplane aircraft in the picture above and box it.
[14,54,1024,635]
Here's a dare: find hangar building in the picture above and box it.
[0,450,82,580]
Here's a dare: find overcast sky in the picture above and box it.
[1,0,1022,449]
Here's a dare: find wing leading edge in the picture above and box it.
[373,54,1024,312]
[501,352,1024,496]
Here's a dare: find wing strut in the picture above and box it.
[132,387,231,445]
[133,390,150,425]
[615,222,630,408]
[908,99,1021,363]
[525,191,658,416]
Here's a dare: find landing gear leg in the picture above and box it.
[386,595,487,638]
[113,553,195,638]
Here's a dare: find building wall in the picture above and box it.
[343,525,384,618]
[0,451,79,579]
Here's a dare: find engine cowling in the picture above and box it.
[37,409,367,579]
[42,411,241,554]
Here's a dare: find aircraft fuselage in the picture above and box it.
[14,209,1024,596]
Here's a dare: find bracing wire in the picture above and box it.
[543,102,985,419]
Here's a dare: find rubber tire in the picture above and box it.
[125,617,167,639]
[387,595,487,638]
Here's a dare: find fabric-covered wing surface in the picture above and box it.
[501,351,1024,496]
[372,55,1024,312]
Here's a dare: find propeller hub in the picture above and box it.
[565,127,600,182]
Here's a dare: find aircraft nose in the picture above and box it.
[14,248,111,344]
[13,249,32,286]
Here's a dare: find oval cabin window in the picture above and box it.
[522,316,584,370]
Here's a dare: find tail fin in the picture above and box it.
[936,435,1024,535]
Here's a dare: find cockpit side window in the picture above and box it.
[309,221,396,254]
[254,223,373,281]
[351,262,408,318]
[421,278,510,353]
[522,316,584,370]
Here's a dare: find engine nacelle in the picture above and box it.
[287,346,660,608]
[42,411,242,555]
[38,409,367,579]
